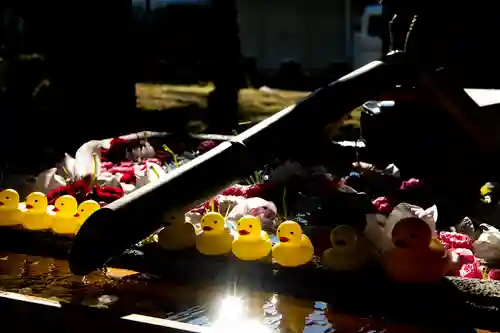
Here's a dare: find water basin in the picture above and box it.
[0,253,488,333]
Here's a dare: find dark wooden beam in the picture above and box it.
[208,0,243,133]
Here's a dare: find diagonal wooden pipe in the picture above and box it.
[69,52,408,275]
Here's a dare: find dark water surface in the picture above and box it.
[0,253,434,333]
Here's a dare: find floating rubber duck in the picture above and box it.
[322,225,372,271]
[50,195,79,235]
[157,211,196,250]
[196,211,234,255]
[232,215,272,261]
[22,192,51,230]
[0,189,23,226]
[382,217,456,283]
[72,200,101,235]
[272,221,314,267]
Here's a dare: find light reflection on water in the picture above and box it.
[0,253,426,333]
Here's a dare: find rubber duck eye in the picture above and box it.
[214,221,218,224]
[61,203,64,206]
[249,225,252,228]
[290,231,294,235]
[171,216,175,220]
[5,197,9,199]
[410,233,417,238]
[35,200,38,203]
[81,209,84,212]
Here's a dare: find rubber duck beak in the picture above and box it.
[0,201,4,206]
[74,213,80,217]
[202,226,213,231]
[52,207,59,212]
[279,236,289,242]
[26,204,33,209]
[238,229,250,235]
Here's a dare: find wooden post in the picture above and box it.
[209,0,243,134]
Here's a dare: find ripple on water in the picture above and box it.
[262,294,282,332]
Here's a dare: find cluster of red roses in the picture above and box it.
[46,177,124,206]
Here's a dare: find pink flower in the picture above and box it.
[243,184,268,198]
[438,232,473,250]
[451,248,476,264]
[190,195,223,215]
[459,262,483,279]
[400,178,422,190]
[221,184,268,198]
[101,162,114,169]
[449,248,483,279]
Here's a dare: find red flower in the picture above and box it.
[72,179,91,194]
[221,184,247,196]
[120,173,136,184]
[189,183,273,216]
[243,184,266,198]
[94,185,124,203]
[488,269,500,280]
[47,186,70,205]
[197,140,218,154]
[438,232,473,250]
[101,137,140,163]
[221,183,270,198]
[373,196,392,214]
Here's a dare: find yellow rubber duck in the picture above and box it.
[157,211,196,250]
[50,195,79,235]
[72,200,101,235]
[196,211,234,255]
[272,221,314,267]
[22,192,52,230]
[382,218,456,283]
[322,225,372,271]
[0,189,23,226]
[232,215,272,261]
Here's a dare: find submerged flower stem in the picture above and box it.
[151,165,160,180]
[162,144,179,168]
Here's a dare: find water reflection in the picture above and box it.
[0,253,428,333]
[304,301,333,333]
[212,295,271,333]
